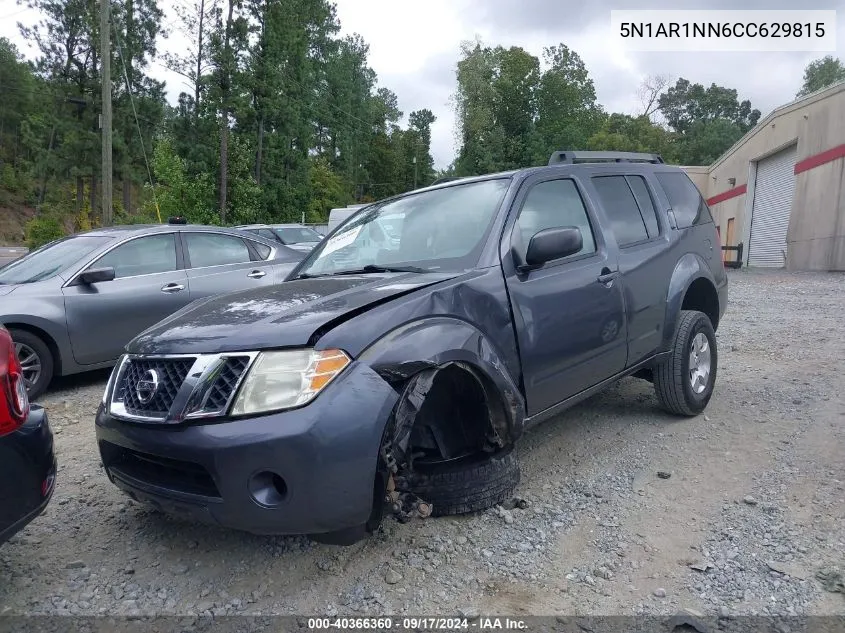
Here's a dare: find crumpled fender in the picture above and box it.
[357,316,526,450]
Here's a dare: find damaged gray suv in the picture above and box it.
[95,151,728,544]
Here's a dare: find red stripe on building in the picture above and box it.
[706,184,747,206]
[794,143,845,174]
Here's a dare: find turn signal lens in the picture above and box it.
[230,349,351,416]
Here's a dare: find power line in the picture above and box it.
[112,20,162,222]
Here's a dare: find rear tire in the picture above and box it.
[9,329,53,401]
[653,310,717,416]
[396,447,520,516]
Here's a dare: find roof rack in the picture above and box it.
[548,150,665,166]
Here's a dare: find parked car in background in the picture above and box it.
[328,204,370,233]
[0,222,303,399]
[95,151,727,545]
[0,325,56,546]
[236,224,324,253]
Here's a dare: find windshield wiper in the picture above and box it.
[296,264,429,280]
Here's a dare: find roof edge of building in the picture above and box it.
[706,79,845,174]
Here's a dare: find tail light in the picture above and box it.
[0,329,30,436]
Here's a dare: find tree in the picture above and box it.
[657,78,761,165]
[797,55,845,97]
[163,0,219,115]
[658,78,760,134]
[208,0,249,222]
[535,44,604,162]
[587,113,678,163]
[637,74,671,120]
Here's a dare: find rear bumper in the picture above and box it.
[95,361,399,536]
[0,406,57,545]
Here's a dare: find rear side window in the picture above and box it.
[185,233,252,268]
[655,171,714,228]
[249,240,272,260]
[591,176,649,247]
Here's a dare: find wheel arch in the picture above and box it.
[663,254,721,351]
[3,321,64,375]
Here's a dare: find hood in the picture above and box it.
[129,272,459,355]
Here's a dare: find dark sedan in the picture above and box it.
[0,325,56,545]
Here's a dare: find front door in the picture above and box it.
[63,233,191,365]
[502,175,628,416]
[181,231,276,300]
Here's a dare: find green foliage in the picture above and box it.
[145,137,216,224]
[587,114,678,163]
[797,55,845,97]
[308,157,350,221]
[654,77,761,165]
[453,40,604,176]
[24,216,65,249]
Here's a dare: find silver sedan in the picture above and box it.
[0,223,303,399]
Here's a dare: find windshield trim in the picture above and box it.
[290,176,513,280]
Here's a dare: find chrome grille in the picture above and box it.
[190,356,251,415]
[108,352,258,423]
[115,357,196,419]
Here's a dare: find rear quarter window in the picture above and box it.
[654,171,714,228]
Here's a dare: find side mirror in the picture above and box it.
[523,227,583,269]
[78,267,116,284]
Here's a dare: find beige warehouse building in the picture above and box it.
[682,80,845,271]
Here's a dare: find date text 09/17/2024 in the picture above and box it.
[307,618,528,630]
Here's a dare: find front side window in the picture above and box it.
[655,171,714,228]
[0,236,113,285]
[297,179,510,277]
[93,234,178,279]
[515,179,597,260]
[185,233,252,268]
[591,176,649,247]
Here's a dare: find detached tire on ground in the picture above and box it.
[8,328,53,402]
[654,309,718,416]
[397,447,520,517]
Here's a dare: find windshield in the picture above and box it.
[0,235,113,285]
[297,179,510,277]
[274,226,322,244]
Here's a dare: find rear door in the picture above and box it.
[588,173,673,366]
[62,232,191,365]
[502,174,628,416]
[181,231,276,300]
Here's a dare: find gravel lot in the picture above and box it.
[1,269,843,619]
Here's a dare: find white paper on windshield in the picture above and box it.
[321,225,363,257]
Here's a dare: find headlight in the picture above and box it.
[230,349,350,416]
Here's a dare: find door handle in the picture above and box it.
[597,268,619,287]
[247,269,267,279]
[161,283,185,293]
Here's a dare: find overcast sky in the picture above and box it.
[2,0,843,169]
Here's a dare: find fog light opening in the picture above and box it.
[248,471,288,507]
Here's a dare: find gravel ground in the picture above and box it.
[0,268,843,620]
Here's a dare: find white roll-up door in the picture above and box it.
[748,145,797,267]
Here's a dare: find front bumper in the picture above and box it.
[0,406,57,545]
[95,361,398,536]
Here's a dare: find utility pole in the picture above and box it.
[413,155,418,190]
[100,0,113,226]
